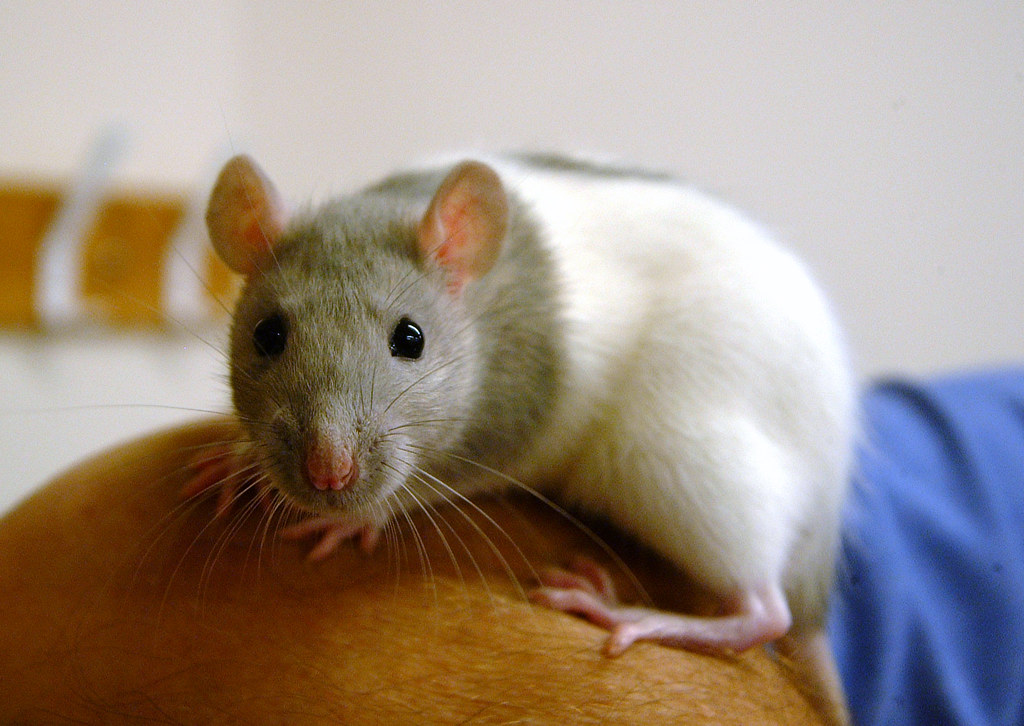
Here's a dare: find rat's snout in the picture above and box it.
[304,441,359,492]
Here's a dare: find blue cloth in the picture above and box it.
[829,369,1024,726]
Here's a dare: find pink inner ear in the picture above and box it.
[417,161,508,293]
[236,199,284,270]
[207,155,288,276]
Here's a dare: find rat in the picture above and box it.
[187,152,855,722]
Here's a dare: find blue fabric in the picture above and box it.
[829,369,1024,726]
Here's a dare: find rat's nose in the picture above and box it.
[304,442,359,491]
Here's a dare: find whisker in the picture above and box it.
[396,482,468,597]
[240,473,282,579]
[264,487,296,564]
[0,403,234,419]
[405,462,532,600]
[379,352,474,419]
[198,482,260,602]
[383,416,481,434]
[409,446,653,607]
[403,472,503,605]
[388,464,473,591]
[166,241,236,320]
[392,492,436,602]
[376,498,401,595]
[381,263,427,314]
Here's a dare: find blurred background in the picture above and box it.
[1,2,1022,512]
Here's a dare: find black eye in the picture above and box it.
[389,317,424,359]
[253,313,289,358]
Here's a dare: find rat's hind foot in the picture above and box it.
[280,517,381,561]
[535,555,619,601]
[530,557,791,657]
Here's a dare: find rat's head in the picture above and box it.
[206,155,508,517]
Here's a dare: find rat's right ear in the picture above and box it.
[416,161,508,296]
[206,155,288,276]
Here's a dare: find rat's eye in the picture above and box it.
[389,318,424,359]
[253,313,289,358]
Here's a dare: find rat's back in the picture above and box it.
[480,154,854,628]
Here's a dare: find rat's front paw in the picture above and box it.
[280,516,382,561]
[181,444,265,517]
[182,445,381,562]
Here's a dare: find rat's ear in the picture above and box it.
[206,155,289,276]
[417,161,508,294]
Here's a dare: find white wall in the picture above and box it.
[0,1,242,188]
[0,331,231,512]
[2,2,1022,509]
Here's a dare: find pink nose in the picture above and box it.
[305,443,359,491]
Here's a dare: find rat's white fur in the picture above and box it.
[485,158,854,626]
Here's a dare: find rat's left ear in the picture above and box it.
[206,155,289,276]
[417,161,508,294]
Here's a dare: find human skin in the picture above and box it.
[0,418,823,724]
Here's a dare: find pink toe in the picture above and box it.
[568,556,618,601]
[307,526,347,562]
[215,477,241,517]
[358,526,381,555]
[180,457,229,498]
[536,567,600,595]
[604,624,639,657]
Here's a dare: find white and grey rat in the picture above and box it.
[191,152,854,721]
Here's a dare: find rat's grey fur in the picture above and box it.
[228,168,563,515]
